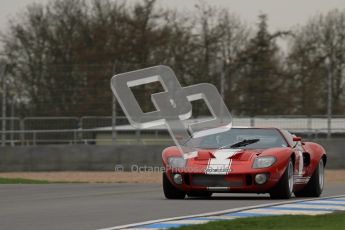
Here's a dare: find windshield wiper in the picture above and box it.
[219,138,260,149]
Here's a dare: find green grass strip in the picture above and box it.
[0,177,51,184]
[173,211,345,230]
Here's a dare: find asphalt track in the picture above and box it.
[0,183,344,230]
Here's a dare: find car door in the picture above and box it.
[293,139,309,184]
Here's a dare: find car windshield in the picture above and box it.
[184,128,288,149]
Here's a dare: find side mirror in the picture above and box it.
[293,136,302,142]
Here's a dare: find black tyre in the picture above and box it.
[163,173,186,199]
[270,159,294,199]
[187,191,212,198]
[294,159,324,197]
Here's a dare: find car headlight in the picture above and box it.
[253,156,276,168]
[167,157,186,168]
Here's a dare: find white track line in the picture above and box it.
[332,197,345,200]
[241,208,332,216]
[303,200,345,204]
[200,215,237,220]
[163,219,211,225]
[278,203,345,211]
[96,195,345,230]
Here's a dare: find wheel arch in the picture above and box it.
[290,152,295,165]
[322,154,327,166]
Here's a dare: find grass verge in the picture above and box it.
[0,177,82,184]
[0,177,51,184]
[172,211,345,230]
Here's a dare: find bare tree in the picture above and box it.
[233,14,290,116]
[288,9,345,114]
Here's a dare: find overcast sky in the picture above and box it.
[0,0,345,32]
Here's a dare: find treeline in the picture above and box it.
[0,0,345,117]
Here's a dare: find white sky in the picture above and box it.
[0,0,345,32]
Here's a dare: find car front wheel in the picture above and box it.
[270,159,294,199]
[163,173,186,199]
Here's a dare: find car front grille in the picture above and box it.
[191,174,243,187]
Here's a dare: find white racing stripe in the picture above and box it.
[205,149,241,175]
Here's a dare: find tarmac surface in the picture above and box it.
[0,183,344,230]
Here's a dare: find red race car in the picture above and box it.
[162,127,326,199]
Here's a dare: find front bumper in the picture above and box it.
[166,170,281,193]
